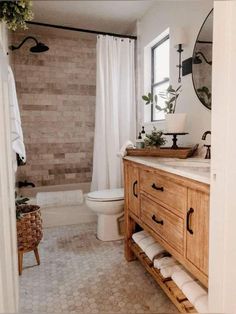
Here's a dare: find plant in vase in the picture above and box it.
[144,127,166,148]
[15,192,43,275]
[142,85,187,133]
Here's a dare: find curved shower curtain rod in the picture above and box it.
[26,21,137,40]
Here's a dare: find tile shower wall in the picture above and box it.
[11,26,96,186]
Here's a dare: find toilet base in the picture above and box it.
[97,212,124,241]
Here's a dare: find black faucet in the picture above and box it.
[17,180,35,188]
[202,131,211,159]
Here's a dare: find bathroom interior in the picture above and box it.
[0,0,236,313]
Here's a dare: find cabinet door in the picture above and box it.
[127,164,140,217]
[186,189,209,275]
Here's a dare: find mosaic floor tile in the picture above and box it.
[19,223,176,313]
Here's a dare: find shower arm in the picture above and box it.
[9,36,39,51]
[195,51,212,65]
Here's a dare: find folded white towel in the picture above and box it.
[194,295,208,313]
[144,242,165,261]
[117,140,135,157]
[132,230,149,244]
[182,281,207,306]
[172,269,196,290]
[154,256,177,269]
[138,236,156,252]
[160,264,183,279]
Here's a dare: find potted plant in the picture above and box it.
[144,127,166,148]
[16,195,43,275]
[142,85,187,133]
[0,0,33,31]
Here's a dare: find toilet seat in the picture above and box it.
[87,188,124,202]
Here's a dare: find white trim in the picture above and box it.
[143,28,169,123]
[0,24,18,313]
[209,1,236,312]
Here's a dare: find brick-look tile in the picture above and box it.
[11,27,96,187]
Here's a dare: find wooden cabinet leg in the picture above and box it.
[124,214,136,262]
[34,247,40,265]
[18,251,23,276]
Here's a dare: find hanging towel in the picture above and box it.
[8,66,26,163]
[194,295,208,313]
[132,230,149,243]
[172,268,196,290]
[182,281,208,306]
[144,242,166,261]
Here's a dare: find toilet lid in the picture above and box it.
[87,188,124,202]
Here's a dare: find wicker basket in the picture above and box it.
[17,205,43,252]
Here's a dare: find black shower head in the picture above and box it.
[30,42,49,53]
[9,36,49,53]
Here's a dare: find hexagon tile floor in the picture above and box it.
[19,223,176,314]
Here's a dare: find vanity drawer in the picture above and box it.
[140,169,187,215]
[140,194,184,254]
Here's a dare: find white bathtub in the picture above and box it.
[18,183,97,228]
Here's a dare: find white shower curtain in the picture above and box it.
[91,35,136,191]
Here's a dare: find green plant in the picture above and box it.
[15,194,29,220]
[142,85,182,114]
[197,86,211,109]
[144,127,166,148]
[142,92,158,106]
[0,0,34,31]
[158,85,182,113]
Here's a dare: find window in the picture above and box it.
[151,35,170,121]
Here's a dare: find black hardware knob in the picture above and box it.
[152,214,164,225]
[132,180,138,198]
[151,183,164,192]
[187,208,194,234]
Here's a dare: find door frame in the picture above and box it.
[0,24,18,313]
[209,1,236,312]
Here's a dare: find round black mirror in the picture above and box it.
[192,9,213,110]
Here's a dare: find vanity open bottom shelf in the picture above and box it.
[129,239,197,313]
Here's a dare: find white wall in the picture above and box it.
[137,0,213,146]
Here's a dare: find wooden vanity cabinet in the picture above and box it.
[124,159,210,288]
[126,163,140,218]
[186,189,209,275]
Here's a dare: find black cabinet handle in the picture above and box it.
[152,214,164,225]
[132,180,138,198]
[187,208,194,234]
[151,183,164,192]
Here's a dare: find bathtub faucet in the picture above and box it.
[17,180,35,188]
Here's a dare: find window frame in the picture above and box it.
[151,35,170,122]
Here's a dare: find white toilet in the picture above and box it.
[86,188,124,241]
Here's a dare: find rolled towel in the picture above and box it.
[172,269,196,290]
[138,236,156,252]
[144,242,165,261]
[154,256,177,269]
[117,140,135,157]
[182,281,207,306]
[194,295,208,313]
[132,230,149,244]
[160,264,184,279]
